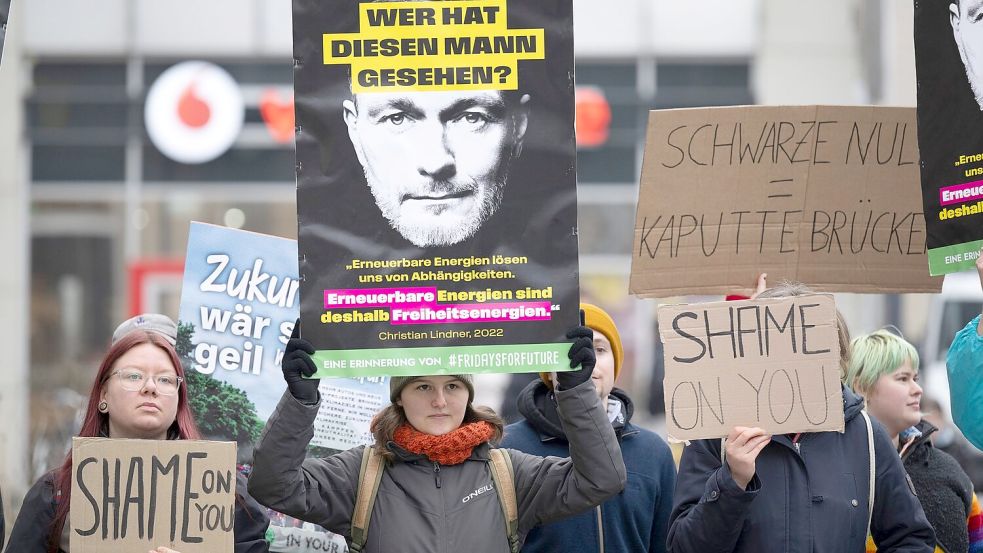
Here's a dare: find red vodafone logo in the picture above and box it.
[145,61,244,164]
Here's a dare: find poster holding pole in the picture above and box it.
[293,0,580,378]
[913,0,983,275]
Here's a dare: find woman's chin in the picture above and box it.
[116,422,170,439]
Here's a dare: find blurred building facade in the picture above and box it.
[0,0,929,526]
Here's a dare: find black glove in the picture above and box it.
[282,319,320,404]
[556,324,595,391]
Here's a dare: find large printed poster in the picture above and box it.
[914,0,983,274]
[178,222,388,552]
[177,222,389,452]
[294,0,580,377]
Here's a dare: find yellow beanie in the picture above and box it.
[540,303,623,389]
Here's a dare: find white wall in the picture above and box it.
[22,0,293,57]
[573,0,758,58]
[754,0,868,104]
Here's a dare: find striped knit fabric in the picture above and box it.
[970,493,983,553]
[867,491,983,553]
[866,535,942,553]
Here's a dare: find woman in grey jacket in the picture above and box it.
[247,323,627,553]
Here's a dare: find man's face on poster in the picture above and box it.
[343,90,530,247]
[951,0,983,110]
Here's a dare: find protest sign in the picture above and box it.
[267,524,348,553]
[178,221,389,451]
[70,438,236,553]
[178,222,386,552]
[178,222,302,448]
[293,0,579,377]
[630,105,943,298]
[658,294,843,441]
[913,2,983,275]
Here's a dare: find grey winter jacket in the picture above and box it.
[247,379,627,553]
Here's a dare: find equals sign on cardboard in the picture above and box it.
[767,178,794,199]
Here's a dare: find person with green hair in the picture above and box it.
[846,329,981,553]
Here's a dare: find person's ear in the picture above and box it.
[950,1,969,68]
[395,398,403,408]
[342,99,368,168]
[511,94,531,156]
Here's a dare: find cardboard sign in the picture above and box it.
[293,0,579,377]
[658,294,844,441]
[913,2,983,275]
[631,105,943,298]
[70,438,236,553]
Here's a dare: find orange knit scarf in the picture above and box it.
[393,421,495,465]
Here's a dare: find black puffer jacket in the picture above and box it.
[901,420,973,553]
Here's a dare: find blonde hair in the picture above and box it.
[754,281,852,378]
[369,403,504,463]
[845,329,919,396]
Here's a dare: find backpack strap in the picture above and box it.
[861,409,876,534]
[488,448,520,553]
[350,446,385,553]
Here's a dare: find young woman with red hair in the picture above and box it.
[6,317,270,553]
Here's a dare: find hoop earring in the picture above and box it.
[98,401,108,413]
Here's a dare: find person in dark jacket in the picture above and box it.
[922,396,983,492]
[247,322,627,553]
[846,329,979,553]
[668,283,936,553]
[1,483,5,551]
[6,314,270,553]
[502,302,675,553]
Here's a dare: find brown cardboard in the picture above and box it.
[658,294,844,441]
[70,438,237,553]
[630,105,943,298]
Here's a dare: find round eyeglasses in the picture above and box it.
[111,369,183,396]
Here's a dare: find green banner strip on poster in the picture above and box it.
[310,343,571,378]
[928,239,983,276]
